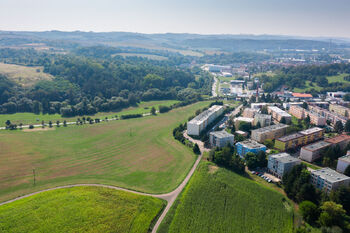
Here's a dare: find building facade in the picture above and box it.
[243,108,258,118]
[235,140,267,158]
[251,124,289,143]
[308,105,347,126]
[254,113,272,127]
[289,105,326,126]
[268,106,292,123]
[234,117,254,129]
[337,154,350,174]
[329,104,350,119]
[187,105,224,136]
[324,134,350,151]
[210,131,235,148]
[268,153,301,178]
[310,168,350,193]
[300,141,332,162]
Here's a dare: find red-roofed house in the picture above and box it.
[292,93,313,99]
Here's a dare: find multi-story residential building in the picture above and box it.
[187,105,224,136]
[308,105,347,126]
[268,106,292,123]
[324,134,350,151]
[254,113,272,127]
[243,108,259,118]
[299,127,324,144]
[275,133,304,151]
[210,131,235,148]
[234,117,254,129]
[289,105,326,126]
[329,104,350,118]
[337,153,350,174]
[300,141,332,162]
[251,124,289,143]
[268,153,301,178]
[236,140,267,158]
[310,168,350,193]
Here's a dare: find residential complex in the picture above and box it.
[308,105,347,126]
[254,113,272,127]
[324,134,350,150]
[251,124,289,143]
[187,105,224,136]
[337,154,350,174]
[236,140,267,158]
[267,153,301,178]
[234,117,254,129]
[289,105,326,126]
[329,104,350,118]
[268,106,292,123]
[310,168,350,193]
[299,127,325,144]
[210,131,234,148]
[300,141,332,162]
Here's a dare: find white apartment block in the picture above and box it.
[311,168,350,193]
[337,154,350,174]
[268,153,301,178]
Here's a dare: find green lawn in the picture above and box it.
[0,101,210,202]
[0,100,179,127]
[327,73,349,83]
[158,162,294,233]
[0,186,165,233]
[293,73,350,92]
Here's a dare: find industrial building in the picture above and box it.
[251,124,289,143]
[187,105,224,136]
[268,106,292,123]
[254,113,272,127]
[210,131,235,148]
[300,141,332,162]
[310,168,350,193]
[337,154,350,174]
[268,153,301,178]
[236,140,267,158]
[329,104,350,118]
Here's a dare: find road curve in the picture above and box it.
[0,148,202,233]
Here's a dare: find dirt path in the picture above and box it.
[0,132,203,233]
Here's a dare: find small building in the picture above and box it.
[325,134,350,151]
[210,131,235,148]
[310,168,350,193]
[235,140,267,158]
[254,113,272,127]
[268,153,301,178]
[300,141,332,162]
[251,124,289,143]
[234,117,254,129]
[337,153,350,174]
[267,106,292,124]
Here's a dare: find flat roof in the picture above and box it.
[312,167,350,183]
[188,105,224,125]
[251,123,288,134]
[325,134,350,144]
[237,139,266,149]
[277,133,303,142]
[254,113,271,119]
[269,152,301,163]
[234,117,254,122]
[302,141,331,152]
[210,130,234,139]
[268,106,291,117]
[339,154,350,163]
[292,93,313,98]
[299,127,324,135]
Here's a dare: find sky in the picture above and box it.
[1,0,350,38]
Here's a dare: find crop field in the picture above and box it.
[0,101,210,202]
[158,162,294,233]
[0,100,179,127]
[0,186,165,233]
[0,62,54,87]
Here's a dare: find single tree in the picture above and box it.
[299,200,319,224]
[334,121,344,134]
[193,143,200,155]
[56,121,60,127]
[63,120,67,127]
[302,102,308,109]
[41,120,45,128]
[49,121,53,128]
[318,201,347,228]
[5,120,11,127]
[304,115,311,128]
[151,107,156,115]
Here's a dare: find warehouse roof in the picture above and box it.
[312,168,350,183]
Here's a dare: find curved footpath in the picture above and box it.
[0,149,202,233]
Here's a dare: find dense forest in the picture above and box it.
[0,48,212,116]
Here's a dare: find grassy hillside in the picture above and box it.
[0,101,210,202]
[0,62,54,87]
[158,162,294,233]
[0,186,165,233]
[0,100,179,127]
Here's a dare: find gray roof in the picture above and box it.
[237,139,266,149]
[188,105,223,125]
[210,130,234,139]
[339,155,350,163]
[251,123,288,134]
[269,153,301,164]
[302,141,331,152]
[312,168,350,183]
[277,133,303,142]
[299,127,324,135]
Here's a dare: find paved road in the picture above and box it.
[0,130,203,233]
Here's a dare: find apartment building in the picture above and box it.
[299,127,325,144]
[310,168,350,193]
[329,104,350,118]
[337,154,350,174]
[308,105,347,126]
[289,105,326,126]
[210,131,235,148]
[268,106,292,123]
[251,124,289,143]
[254,113,272,127]
[234,117,254,129]
[236,140,267,158]
[324,134,350,151]
[243,108,259,118]
[300,141,332,162]
[268,153,301,178]
[187,105,224,136]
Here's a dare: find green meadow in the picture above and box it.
[0,186,165,233]
[0,101,210,202]
[159,162,294,233]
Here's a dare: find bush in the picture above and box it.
[120,114,143,119]
[29,125,34,129]
[159,105,172,113]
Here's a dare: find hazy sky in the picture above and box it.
[1,0,349,38]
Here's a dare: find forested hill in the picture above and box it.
[0,49,212,117]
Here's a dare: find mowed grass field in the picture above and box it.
[0,62,54,87]
[158,162,294,233]
[0,101,210,202]
[0,100,179,127]
[0,186,165,233]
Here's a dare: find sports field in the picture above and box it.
[158,162,294,233]
[0,186,165,233]
[0,101,210,202]
[0,100,179,127]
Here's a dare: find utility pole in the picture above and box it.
[33,168,36,186]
